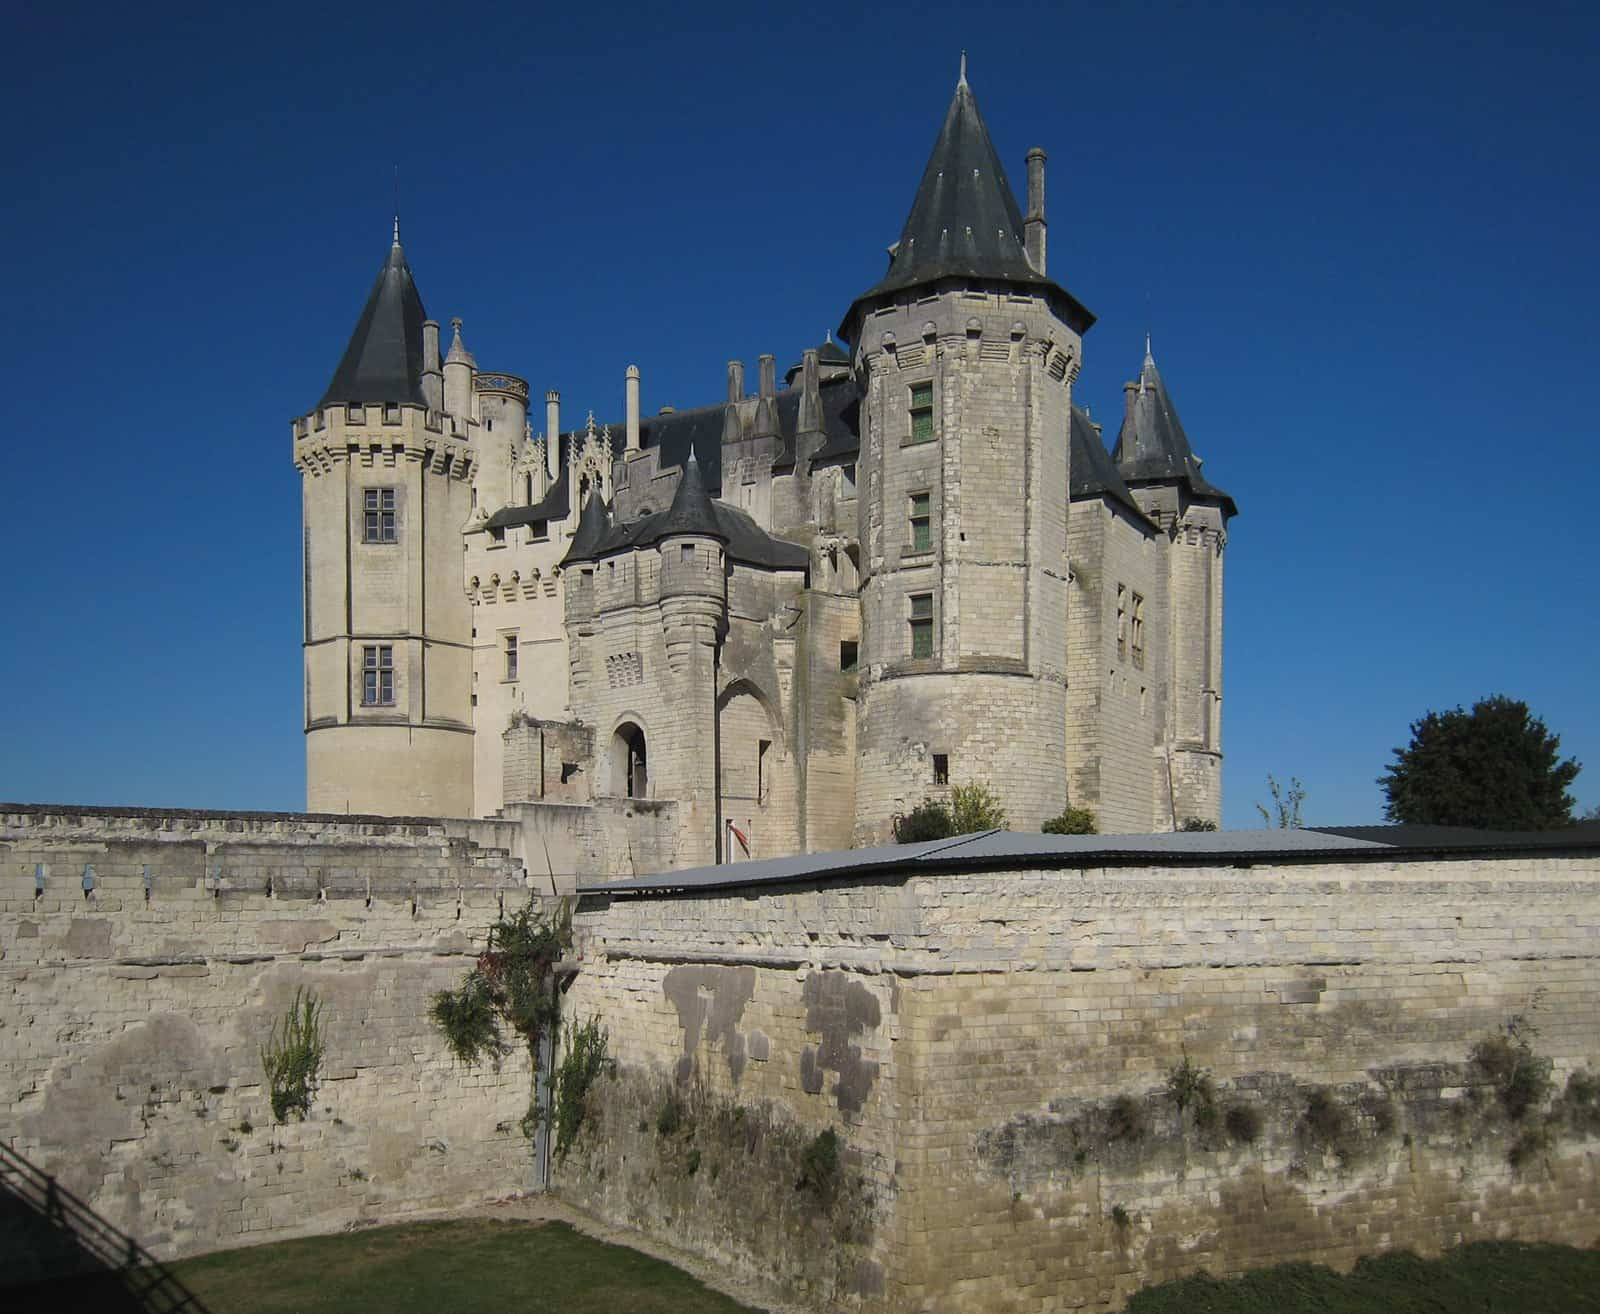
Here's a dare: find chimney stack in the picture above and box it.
[1025,147,1047,275]
[724,360,744,445]
[545,390,561,482]
[421,320,442,411]
[726,360,744,403]
[753,353,778,438]
[625,365,641,452]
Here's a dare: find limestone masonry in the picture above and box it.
[292,71,1235,864]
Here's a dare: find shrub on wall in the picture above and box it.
[951,783,1007,833]
[895,801,954,842]
[1043,807,1097,835]
[552,1017,614,1158]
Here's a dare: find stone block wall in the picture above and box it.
[0,806,542,1279]
[560,851,1600,1312]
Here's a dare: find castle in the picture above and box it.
[290,69,1235,870]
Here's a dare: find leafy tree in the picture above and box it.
[1377,695,1581,830]
[1255,774,1305,828]
[950,782,1007,832]
[1043,806,1097,834]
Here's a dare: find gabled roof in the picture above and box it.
[1069,405,1149,525]
[840,73,1093,338]
[1111,349,1237,517]
[318,233,428,410]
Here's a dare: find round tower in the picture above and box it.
[838,69,1094,841]
[291,226,475,817]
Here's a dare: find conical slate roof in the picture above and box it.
[658,447,726,541]
[1069,405,1147,523]
[1112,350,1236,516]
[318,232,429,409]
[559,489,613,566]
[840,71,1092,337]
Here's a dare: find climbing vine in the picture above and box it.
[430,899,574,1146]
[261,988,325,1123]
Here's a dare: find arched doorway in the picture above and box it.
[611,722,648,799]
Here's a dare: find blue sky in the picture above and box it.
[2,0,1595,828]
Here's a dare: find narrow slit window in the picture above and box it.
[1130,593,1146,670]
[503,633,519,681]
[1116,585,1128,661]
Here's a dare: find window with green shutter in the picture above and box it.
[909,491,932,553]
[909,382,934,442]
[909,592,934,659]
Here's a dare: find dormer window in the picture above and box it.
[529,519,549,542]
[489,526,506,545]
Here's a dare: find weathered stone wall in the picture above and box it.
[561,851,1600,1312]
[0,807,542,1279]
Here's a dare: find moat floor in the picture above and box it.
[19,1218,766,1314]
[1123,1240,1600,1313]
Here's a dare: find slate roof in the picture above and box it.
[578,823,1600,897]
[558,489,612,566]
[318,235,429,410]
[1069,405,1148,523]
[1111,350,1237,516]
[841,76,1093,338]
[657,448,723,540]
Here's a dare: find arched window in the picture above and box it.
[611,722,648,799]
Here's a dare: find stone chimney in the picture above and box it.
[1025,147,1047,275]
[545,390,560,481]
[723,360,744,445]
[421,320,442,411]
[625,365,641,452]
[753,353,777,438]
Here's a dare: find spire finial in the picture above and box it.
[958,50,968,89]
[393,213,401,246]
[392,164,401,246]
[1145,331,1152,358]
[825,329,832,344]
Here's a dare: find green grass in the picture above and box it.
[24,1218,765,1314]
[1122,1241,1600,1313]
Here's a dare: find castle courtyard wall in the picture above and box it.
[0,806,542,1280]
[562,850,1600,1312]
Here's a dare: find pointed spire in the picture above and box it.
[444,316,475,366]
[1111,348,1236,516]
[317,227,429,409]
[958,50,968,89]
[559,486,613,565]
[660,446,727,541]
[840,72,1092,338]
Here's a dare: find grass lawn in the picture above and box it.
[1122,1241,1600,1313]
[25,1218,766,1314]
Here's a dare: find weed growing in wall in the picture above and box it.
[797,1128,842,1204]
[1300,1087,1355,1164]
[552,1017,614,1159]
[1165,1052,1214,1116]
[261,988,325,1124]
[1471,1016,1552,1122]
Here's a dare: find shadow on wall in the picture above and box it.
[0,1141,212,1312]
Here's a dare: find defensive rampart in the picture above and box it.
[560,844,1600,1312]
[0,805,542,1281]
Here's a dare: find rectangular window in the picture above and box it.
[839,640,858,673]
[909,592,934,659]
[503,633,519,682]
[909,491,932,553]
[363,488,397,543]
[841,463,857,498]
[933,753,949,785]
[680,543,695,565]
[361,645,394,706]
[758,740,772,801]
[1116,585,1128,661]
[489,526,506,545]
[1130,593,1146,670]
[909,382,934,442]
[530,519,549,542]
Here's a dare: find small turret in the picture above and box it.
[443,318,475,421]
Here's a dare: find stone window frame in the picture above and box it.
[362,487,397,544]
[1130,592,1146,670]
[908,591,936,660]
[932,752,949,785]
[908,489,933,555]
[840,463,857,499]
[1116,584,1128,661]
[361,645,395,706]
[528,519,549,543]
[907,380,935,444]
[502,632,520,683]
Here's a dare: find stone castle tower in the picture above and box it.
[292,70,1235,862]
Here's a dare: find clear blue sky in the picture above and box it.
[2,0,1596,828]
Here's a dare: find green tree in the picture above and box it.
[1255,774,1305,828]
[1042,806,1097,834]
[950,782,1007,832]
[1377,695,1580,830]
